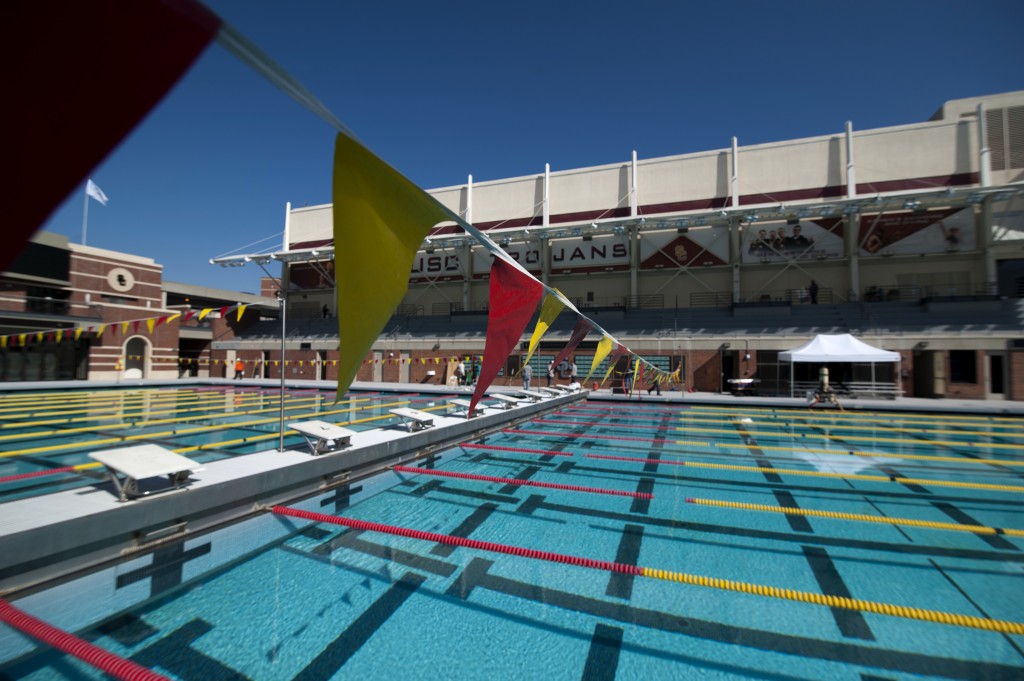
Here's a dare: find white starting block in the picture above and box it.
[390,407,435,432]
[517,390,547,402]
[89,444,204,502]
[539,387,566,396]
[449,399,485,417]
[288,420,355,455]
[489,393,527,410]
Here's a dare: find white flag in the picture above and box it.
[85,179,109,205]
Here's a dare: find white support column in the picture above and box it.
[540,237,550,286]
[284,201,292,251]
[543,164,550,227]
[731,137,740,208]
[977,103,992,188]
[845,121,857,197]
[466,174,474,224]
[629,226,639,305]
[462,241,472,310]
[730,220,741,303]
[630,150,638,217]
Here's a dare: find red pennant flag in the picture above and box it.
[132,320,140,334]
[550,317,594,378]
[155,316,167,329]
[469,258,543,414]
[6,0,221,273]
[183,310,197,323]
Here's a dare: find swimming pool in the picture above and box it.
[0,386,451,502]
[2,400,1022,679]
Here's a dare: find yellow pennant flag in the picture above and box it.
[55,330,63,343]
[524,290,565,366]
[333,132,452,398]
[74,328,83,341]
[199,308,213,321]
[96,324,105,338]
[121,322,130,334]
[0,337,6,348]
[146,318,155,334]
[35,332,44,343]
[236,304,247,321]
[584,335,614,384]
[166,313,181,324]
[18,334,27,346]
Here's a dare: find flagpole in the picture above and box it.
[82,186,89,245]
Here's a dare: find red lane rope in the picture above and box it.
[461,443,573,457]
[0,599,168,681]
[392,465,652,499]
[504,428,672,445]
[565,405,683,414]
[271,505,644,575]
[0,467,77,484]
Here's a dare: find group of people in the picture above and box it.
[748,224,814,255]
[521,358,577,391]
[453,358,481,387]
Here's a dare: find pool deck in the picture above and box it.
[1,378,1020,596]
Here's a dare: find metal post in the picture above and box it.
[630,150,638,217]
[543,164,550,227]
[977,103,991,188]
[845,121,856,197]
[81,189,90,245]
[278,287,287,452]
[731,137,739,208]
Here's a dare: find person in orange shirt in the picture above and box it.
[234,358,245,380]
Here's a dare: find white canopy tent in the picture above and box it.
[779,334,901,397]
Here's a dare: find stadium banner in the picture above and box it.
[742,218,843,263]
[640,226,730,268]
[858,207,975,256]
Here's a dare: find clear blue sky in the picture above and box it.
[40,0,1023,294]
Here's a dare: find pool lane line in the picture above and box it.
[0,386,205,406]
[582,453,1024,493]
[270,505,1024,636]
[391,465,652,499]
[0,388,240,418]
[0,387,334,422]
[0,391,407,440]
[0,396,431,460]
[687,405,1024,427]
[461,444,574,457]
[0,599,169,681]
[505,427,1023,470]
[684,496,1024,537]
[673,423,1024,447]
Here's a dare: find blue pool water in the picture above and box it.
[1,399,1022,679]
[0,387,451,502]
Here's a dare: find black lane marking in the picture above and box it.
[606,524,644,599]
[320,483,362,513]
[498,465,540,495]
[732,423,782,483]
[630,478,655,515]
[862,497,914,542]
[580,624,624,681]
[298,526,332,541]
[93,613,159,647]
[445,557,1020,680]
[532,497,1024,564]
[132,619,248,681]
[556,461,577,474]
[928,558,1024,659]
[517,494,546,515]
[801,546,874,640]
[409,479,520,504]
[877,466,932,494]
[292,572,427,681]
[431,503,498,557]
[774,490,813,533]
[312,529,455,577]
[932,502,1020,551]
[115,541,212,598]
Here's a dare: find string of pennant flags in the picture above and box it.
[14,0,682,414]
[0,305,247,350]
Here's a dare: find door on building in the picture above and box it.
[720,352,736,393]
[125,337,147,378]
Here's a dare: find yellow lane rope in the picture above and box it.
[685,497,1024,537]
[637,567,1024,635]
[654,457,1024,493]
[670,414,1023,438]
[688,405,1024,427]
[674,426,1024,452]
[0,387,291,420]
[0,387,204,406]
[711,442,1024,467]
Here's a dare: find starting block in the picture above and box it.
[390,407,435,432]
[89,444,204,502]
[516,390,547,402]
[489,393,526,410]
[288,420,355,455]
[449,399,485,417]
